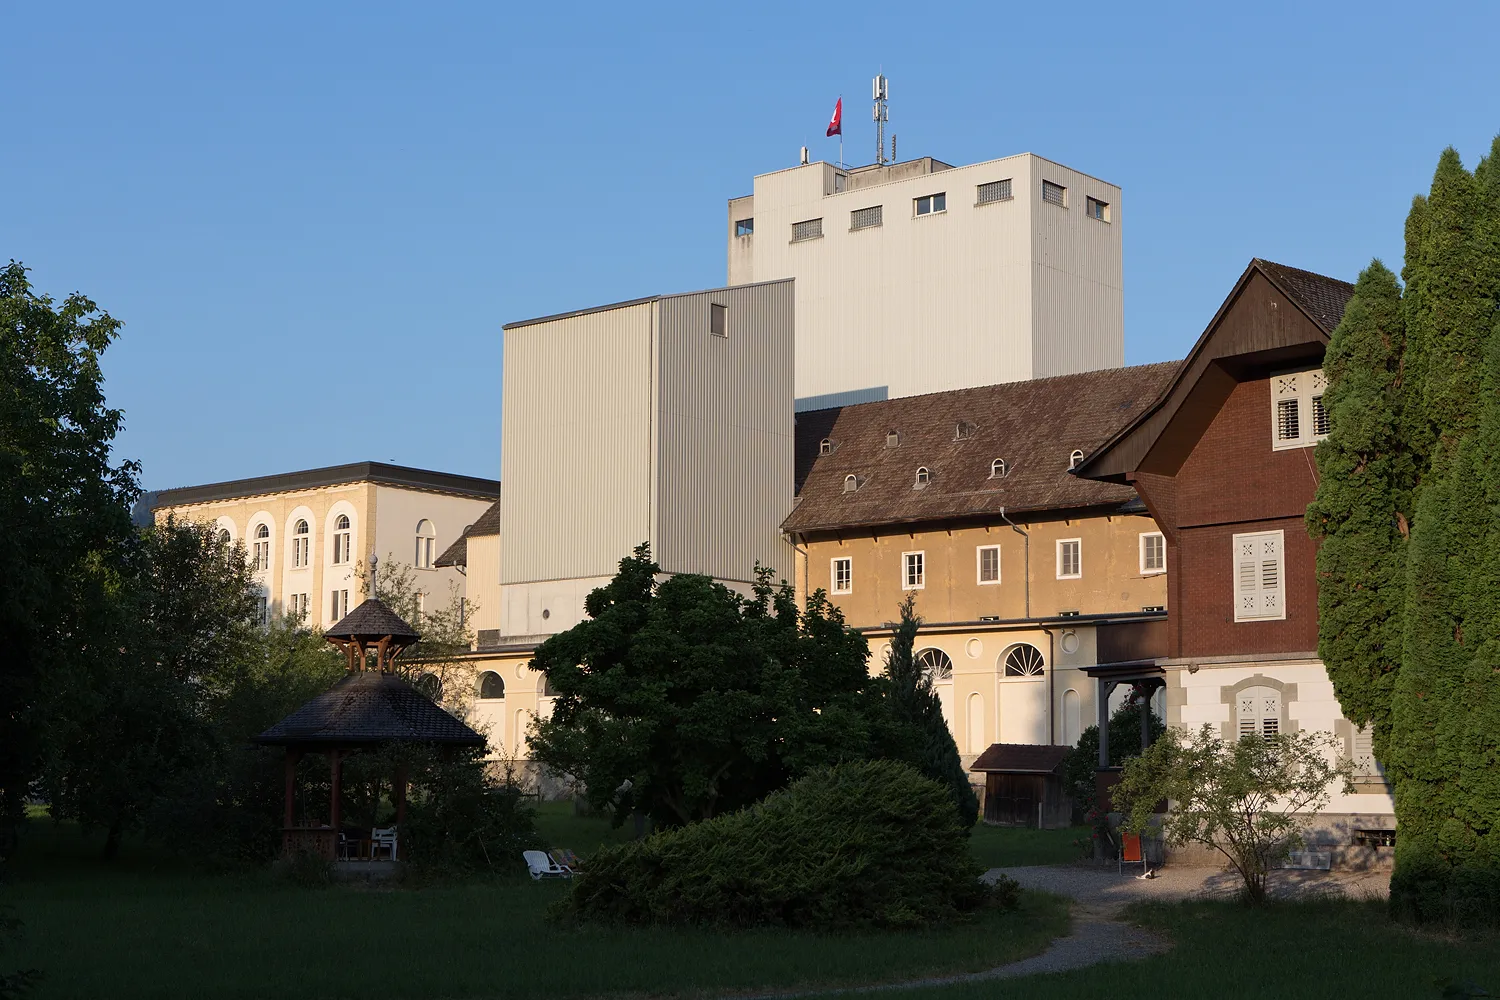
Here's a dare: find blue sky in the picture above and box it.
[4,1,1497,490]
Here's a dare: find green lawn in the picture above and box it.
[967,823,1084,870]
[3,815,1067,1000]
[895,899,1500,1000]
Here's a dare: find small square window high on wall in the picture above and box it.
[914,193,946,216]
[976,179,1012,205]
[734,218,754,237]
[710,303,728,338]
[1042,180,1067,207]
[791,218,823,242]
[1086,197,1110,222]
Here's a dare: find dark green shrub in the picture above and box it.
[558,759,1002,929]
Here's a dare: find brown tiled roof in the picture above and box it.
[253,670,485,748]
[325,598,420,643]
[1253,259,1355,335]
[969,743,1072,774]
[434,496,501,568]
[783,363,1180,534]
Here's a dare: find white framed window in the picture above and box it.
[1271,369,1330,450]
[330,588,350,622]
[850,205,883,230]
[292,519,310,568]
[251,523,271,572]
[332,514,352,565]
[288,593,309,620]
[254,594,269,626]
[1140,532,1166,575]
[977,545,1001,585]
[819,438,833,456]
[1086,196,1110,222]
[989,458,1007,478]
[1233,530,1285,621]
[1056,538,1081,579]
[791,218,823,242]
[842,474,859,493]
[710,303,728,338]
[913,467,931,488]
[1068,449,1085,470]
[976,179,1013,204]
[831,557,853,595]
[902,551,926,590]
[1237,685,1282,739]
[914,192,946,216]
[415,519,436,569]
[1042,180,1067,207]
[885,430,900,448]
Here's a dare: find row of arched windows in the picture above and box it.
[235,515,442,573]
[913,643,1046,682]
[473,671,557,700]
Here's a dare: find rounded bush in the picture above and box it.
[558,759,1002,929]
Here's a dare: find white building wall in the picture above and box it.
[370,484,492,608]
[728,153,1122,405]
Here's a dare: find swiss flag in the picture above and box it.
[826,97,842,137]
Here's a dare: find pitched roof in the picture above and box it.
[153,462,500,508]
[325,598,420,644]
[253,670,485,748]
[1253,258,1355,335]
[969,743,1073,774]
[434,496,501,569]
[782,363,1180,534]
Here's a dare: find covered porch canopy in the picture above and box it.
[1082,658,1165,813]
[254,588,485,861]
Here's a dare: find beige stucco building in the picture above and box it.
[728,153,1123,410]
[153,463,500,628]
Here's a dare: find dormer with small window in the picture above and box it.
[913,467,931,489]
[954,420,976,440]
[1068,449,1085,470]
[885,430,900,449]
[990,458,1008,478]
[842,474,860,494]
[819,438,835,456]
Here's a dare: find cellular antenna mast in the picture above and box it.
[872,73,891,165]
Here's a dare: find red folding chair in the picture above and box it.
[1119,832,1154,878]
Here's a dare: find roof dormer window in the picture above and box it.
[1068,449,1085,470]
[954,421,975,440]
[886,430,900,448]
[990,458,1007,478]
[843,474,859,493]
[819,438,834,456]
[914,467,931,489]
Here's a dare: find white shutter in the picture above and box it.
[1233,530,1285,621]
[1237,686,1282,740]
[1353,725,1377,773]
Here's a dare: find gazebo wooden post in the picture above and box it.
[283,749,300,829]
[330,749,343,834]
[394,762,408,860]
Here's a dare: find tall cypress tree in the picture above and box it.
[1306,261,1411,761]
[883,595,979,828]
[1390,142,1500,922]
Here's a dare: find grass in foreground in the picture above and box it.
[897,897,1500,1000]
[4,817,1067,1000]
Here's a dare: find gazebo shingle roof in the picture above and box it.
[325,598,420,643]
[253,670,485,748]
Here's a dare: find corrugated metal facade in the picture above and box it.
[656,281,795,582]
[727,153,1123,404]
[499,301,655,585]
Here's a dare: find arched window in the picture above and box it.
[916,647,953,683]
[292,519,310,568]
[1003,643,1046,677]
[332,514,352,565]
[843,474,859,494]
[477,671,505,700]
[913,467,931,488]
[1069,449,1085,470]
[252,523,270,571]
[415,519,436,569]
[990,458,1007,478]
[415,672,443,700]
[216,528,231,545]
[540,675,558,697]
[1237,685,1282,740]
[819,438,833,456]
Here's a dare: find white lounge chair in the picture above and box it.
[371,827,398,861]
[524,849,574,880]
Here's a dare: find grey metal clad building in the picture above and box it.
[498,279,795,639]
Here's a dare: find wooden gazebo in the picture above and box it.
[254,584,485,861]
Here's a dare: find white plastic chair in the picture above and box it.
[371,827,398,861]
[524,849,574,880]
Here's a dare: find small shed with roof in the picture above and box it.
[969,743,1075,829]
[255,571,485,862]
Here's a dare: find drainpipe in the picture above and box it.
[999,507,1029,620]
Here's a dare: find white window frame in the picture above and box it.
[1233,529,1286,622]
[831,556,853,595]
[976,544,1001,585]
[332,515,352,565]
[1270,369,1330,451]
[251,523,271,572]
[914,192,946,217]
[1139,532,1166,576]
[292,520,310,569]
[415,519,436,570]
[902,550,926,591]
[1056,538,1082,579]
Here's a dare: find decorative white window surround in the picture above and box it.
[902,550,926,590]
[831,556,852,595]
[1056,538,1081,579]
[1271,369,1330,451]
[976,545,1001,585]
